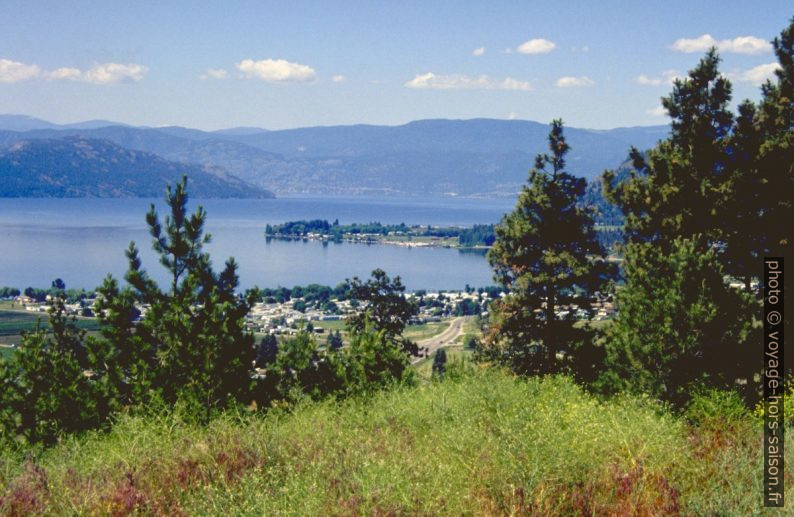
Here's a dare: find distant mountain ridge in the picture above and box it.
[0,115,668,196]
[0,137,274,198]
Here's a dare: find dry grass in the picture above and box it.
[1,368,789,515]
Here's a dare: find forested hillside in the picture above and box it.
[0,137,273,198]
[0,118,667,196]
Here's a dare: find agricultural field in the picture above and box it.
[0,307,101,347]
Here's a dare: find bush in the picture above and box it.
[754,382,794,427]
[431,349,447,378]
[0,298,113,445]
[684,388,749,427]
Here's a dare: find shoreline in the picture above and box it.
[265,233,492,250]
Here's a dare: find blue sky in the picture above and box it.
[0,1,790,130]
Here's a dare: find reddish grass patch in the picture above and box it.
[0,461,50,517]
[104,471,152,517]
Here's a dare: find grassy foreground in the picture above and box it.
[0,368,789,515]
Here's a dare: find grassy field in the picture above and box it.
[313,318,452,344]
[0,312,453,350]
[311,319,347,333]
[1,368,785,515]
[403,320,450,341]
[414,345,473,380]
[0,309,101,347]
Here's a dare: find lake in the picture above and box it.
[0,196,517,291]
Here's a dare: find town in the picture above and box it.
[1,283,617,348]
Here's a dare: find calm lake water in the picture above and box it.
[0,196,516,291]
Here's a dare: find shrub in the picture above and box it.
[685,387,749,428]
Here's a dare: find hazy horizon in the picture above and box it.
[1,1,790,131]
[0,112,672,133]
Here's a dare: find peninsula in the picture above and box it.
[265,219,496,249]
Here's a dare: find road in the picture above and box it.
[412,316,471,364]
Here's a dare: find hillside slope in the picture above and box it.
[0,137,273,198]
[0,369,779,515]
[0,118,667,196]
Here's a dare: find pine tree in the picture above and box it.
[345,269,419,356]
[0,298,109,444]
[722,100,764,290]
[485,120,610,375]
[344,321,412,392]
[97,177,256,416]
[270,331,344,402]
[255,334,279,368]
[756,17,794,256]
[326,330,344,351]
[604,50,733,248]
[432,348,447,378]
[601,49,761,403]
[599,237,758,404]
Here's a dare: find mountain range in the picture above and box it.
[0,137,273,198]
[0,114,668,197]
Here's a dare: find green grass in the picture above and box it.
[311,319,347,332]
[414,346,473,380]
[403,320,449,341]
[1,368,786,515]
[0,311,44,335]
[0,310,102,348]
[315,319,451,341]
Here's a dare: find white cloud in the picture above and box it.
[647,105,667,117]
[47,67,82,81]
[732,62,781,85]
[81,63,147,84]
[671,34,772,54]
[0,59,41,82]
[555,76,594,88]
[200,68,228,80]
[331,74,346,83]
[635,74,661,86]
[236,58,316,82]
[404,72,531,91]
[472,47,486,56]
[0,59,146,84]
[517,38,556,55]
[507,111,518,120]
[634,70,679,86]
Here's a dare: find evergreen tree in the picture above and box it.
[722,100,764,290]
[601,49,763,402]
[756,17,794,256]
[432,348,447,378]
[344,321,413,392]
[270,331,344,402]
[599,238,757,404]
[485,120,610,375]
[345,269,419,356]
[604,50,733,248]
[96,177,256,416]
[93,274,154,407]
[756,18,793,375]
[0,298,110,444]
[326,330,344,351]
[255,334,279,368]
